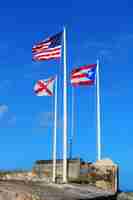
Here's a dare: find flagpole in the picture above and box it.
[70,86,74,160]
[96,59,101,161]
[52,76,57,183]
[63,27,67,183]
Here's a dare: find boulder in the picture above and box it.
[117,192,133,200]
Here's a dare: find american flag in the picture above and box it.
[32,32,62,61]
[71,64,97,86]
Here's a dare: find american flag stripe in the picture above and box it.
[32,45,61,61]
[32,42,50,49]
[33,53,61,61]
[32,32,62,61]
[32,46,49,53]
[32,41,51,48]
[32,42,51,52]
[33,54,61,59]
[33,46,61,56]
[33,51,61,59]
[33,50,61,58]
[33,55,61,61]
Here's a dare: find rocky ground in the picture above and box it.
[0,181,132,200]
[0,181,32,200]
[0,180,116,200]
[117,192,133,200]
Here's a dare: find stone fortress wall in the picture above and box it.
[0,158,118,193]
[32,158,119,192]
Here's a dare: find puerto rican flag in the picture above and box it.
[33,77,55,96]
[71,64,97,86]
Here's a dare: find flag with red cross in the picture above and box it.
[33,77,55,96]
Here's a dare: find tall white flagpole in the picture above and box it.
[70,86,74,159]
[63,27,67,183]
[52,76,57,183]
[96,59,101,160]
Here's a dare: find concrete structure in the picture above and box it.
[32,158,81,180]
[32,158,119,192]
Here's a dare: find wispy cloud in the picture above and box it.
[98,49,113,60]
[0,80,11,92]
[38,111,54,128]
[35,111,62,129]
[7,115,17,126]
[84,33,133,61]
[0,42,9,58]
[0,104,8,119]
[0,104,17,127]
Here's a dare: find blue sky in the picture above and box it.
[0,0,133,191]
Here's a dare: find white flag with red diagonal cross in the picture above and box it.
[33,77,55,96]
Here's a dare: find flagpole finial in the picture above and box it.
[97,58,99,64]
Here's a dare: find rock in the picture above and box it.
[117,192,133,200]
[117,192,128,200]
[0,192,32,200]
[96,180,112,190]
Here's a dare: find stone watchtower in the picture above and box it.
[93,159,119,192]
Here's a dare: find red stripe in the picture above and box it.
[34,56,60,61]
[32,46,49,53]
[35,53,61,58]
[32,41,51,52]
[33,54,61,60]
[33,40,50,48]
[72,80,95,86]
[32,42,50,49]
[33,52,61,61]
[72,64,96,75]
[32,43,50,49]
[34,50,61,56]
[33,46,61,53]
[71,74,88,79]
[33,48,61,57]
[41,46,61,53]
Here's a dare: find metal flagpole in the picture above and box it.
[70,86,74,160]
[52,76,57,183]
[63,27,67,183]
[96,59,101,160]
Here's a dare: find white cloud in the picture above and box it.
[83,33,133,61]
[7,116,17,126]
[0,80,11,91]
[38,112,54,128]
[0,104,17,127]
[0,104,9,119]
[36,111,62,129]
